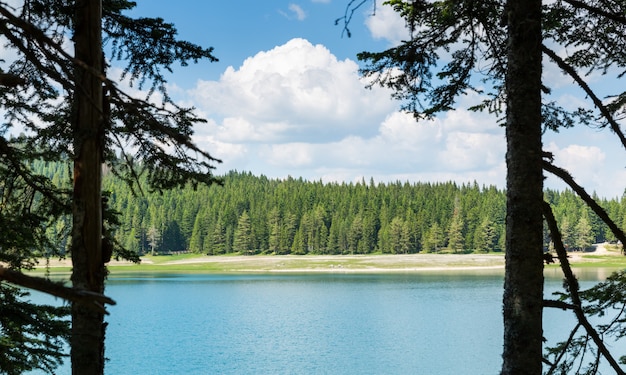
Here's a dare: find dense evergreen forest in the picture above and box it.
[34,161,624,256]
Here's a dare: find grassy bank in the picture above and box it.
[28,249,626,275]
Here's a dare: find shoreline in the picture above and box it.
[36,253,507,273]
[31,244,626,274]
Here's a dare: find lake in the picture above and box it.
[26,268,623,374]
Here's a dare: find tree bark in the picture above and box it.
[71,1,105,374]
[501,0,544,374]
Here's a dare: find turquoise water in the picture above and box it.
[26,269,620,374]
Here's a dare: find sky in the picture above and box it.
[3,1,626,198]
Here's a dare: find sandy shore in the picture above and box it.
[161,253,507,273]
[34,243,623,273]
[38,253,506,272]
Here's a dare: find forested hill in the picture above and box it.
[34,161,625,255]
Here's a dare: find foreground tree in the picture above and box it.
[341,0,626,372]
[0,1,220,373]
[0,140,70,374]
[502,1,544,372]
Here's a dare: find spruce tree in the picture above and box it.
[574,210,594,251]
[0,1,220,373]
[342,0,626,371]
[447,199,465,253]
[234,211,254,255]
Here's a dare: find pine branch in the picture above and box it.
[542,45,626,151]
[1,4,222,192]
[0,137,69,210]
[0,266,115,314]
[544,322,582,375]
[335,0,373,38]
[543,159,626,250]
[561,0,626,25]
[544,299,577,310]
[0,72,26,86]
[542,201,626,374]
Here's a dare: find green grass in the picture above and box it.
[570,255,626,268]
[109,253,506,273]
[107,263,227,273]
[27,251,626,276]
[140,252,211,264]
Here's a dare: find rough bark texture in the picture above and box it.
[71,1,105,374]
[502,0,544,374]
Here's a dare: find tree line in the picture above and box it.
[35,162,624,257]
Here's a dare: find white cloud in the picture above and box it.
[189,38,395,143]
[543,141,626,197]
[181,38,624,199]
[262,143,314,167]
[192,134,248,164]
[364,1,409,46]
[290,4,307,20]
[184,38,511,191]
[565,144,605,167]
[279,4,307,21]
[440,132,504,171]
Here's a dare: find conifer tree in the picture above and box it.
[423,222,444,253]
[560,217,574,250]
[207,218,227,255]
[234,211,254,255]
[574,210,594,251]
[0,1,220,373]
[389,217,410,254]
[146,226,161,256]
[447,198,465,253]
[341,0,626,371]
[475,219,497,253]
[267,207,281,254]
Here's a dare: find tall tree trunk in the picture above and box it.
[501,0,544,374]
[71,1,105,374]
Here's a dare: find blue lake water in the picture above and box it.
[26,268,624,374]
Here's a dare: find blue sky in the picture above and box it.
[4,1,625,198]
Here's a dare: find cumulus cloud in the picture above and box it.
[189,38,395,143]
[364,1,409,46]
[546,143,605,179]
[543,141,626,197]
[184,38,511,192]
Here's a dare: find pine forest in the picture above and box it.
[32,160,623,258]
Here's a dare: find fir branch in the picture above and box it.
[544,322,582,375]
[0,266,115,314]
[543,159,626,250]
[542,45,626,150]
[0,72,26,87]
[542,201,625,374]
[561,0,626,25]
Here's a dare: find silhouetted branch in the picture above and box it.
[335,0,374,38]
[0,137,69,210]
[543,159,626,250]
[0,72,26,86]
[0,266,115,314]
[545,322,582,375]
[544,299,576,310]
[561,0,626,25]
[542,201,626,374]
[542,45,626,151]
